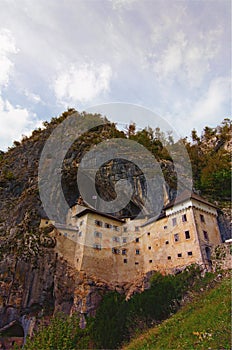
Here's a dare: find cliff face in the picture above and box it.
[0,110,172,333]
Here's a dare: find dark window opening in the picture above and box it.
[185,230,190,239]
[112,248,120,254]
[148,246,151,250]
[167,256,171,260]
[135,262,139,265]
[174,233,179,242]
[200,214,205,223]
[164,225,168,229]
[135,238,139,243]
[124,227,127,232]
[165,240,169,244]
[188,251,193,256]
[124,259,127,263]
[177,253,182,258]
[136,249,140,255]
[135,226,140,232]
[182,214,187,222]
[93,244,101,250]
[122,249,127,255]
[147,232,150,236]
[203,230,209,240]
[122,237,127,243]
[105,223,112,229]
[95,220,102,227]
[149,260,152,263]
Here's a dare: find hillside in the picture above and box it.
[124,273,231,350]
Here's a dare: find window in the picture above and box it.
[164,225,168,229]
[93,244,101,250]
[200,214,205,223]
[112,248,120,254]
[182,214,187,222]
[95,220,102,227]
[122,249,127,255]
[149,260,152,263]
[45,221,49,224]
[174,233,179,242]
[185,231,190,239]
[136,249,140,255]
[123,227,128,232]
[135,262,139,265]
[135,226,140,232]
[105,223,112,229]
[167,256,171,260]
[64,232,68,237]
[94,231,102,238]
[124,259,127,264]
[112,236,120,242]
[172,218,177,226]
[113,225,119,231]
[80,220,83,226]
[188,251,193,256]
[135,238,139,243]
[177,253,182,258]
[78,231,82,237]
[165,240,169,244]
[122,237,127,243]
[147,232,150,236]
[148,246,151,250]
[203,230,209,240]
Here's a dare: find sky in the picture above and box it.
[0,0,231,150]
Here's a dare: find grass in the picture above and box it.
[124,274,231,350]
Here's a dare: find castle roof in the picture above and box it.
[74,207,125,223]
[164,190,218,209]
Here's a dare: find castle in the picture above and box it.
[41,190,222,283]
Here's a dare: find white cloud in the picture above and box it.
[24,89,42,104]
[0,96,34,150]
[54,63,112,105]
[0,28,18,88]
[190,77,230,124]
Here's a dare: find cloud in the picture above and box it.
[54,63,112,105]
[0,28,18,88]
[190,77,230,124]
[0,96,33,150]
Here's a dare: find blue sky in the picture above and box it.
[0,0,231,150]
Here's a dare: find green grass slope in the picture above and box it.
[124,275,231,350]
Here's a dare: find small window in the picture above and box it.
[113,236,120,242]
[135,238,139,243]
[80,220,83,226]
[112,248,120,254]
[136,249,140,255]
[135,226,140,232]
[203,230,209,240]
[113,225,119,231]
[149,260,152,263]
[174,233,179,242]
[123,227,128,232]
[200,214,205,223]
[93,244,101,250]
[135,262,139,265]
[185,231,190,239]
[124,259,127,264]
[147,232,150,236]
[182,214,187,222]
[122,249,127,255]
[45,221,49,224]
[188,251,193,256]
[164,225,168,229]
[122,237,127,243]
[165,240,169,244]
[64,232,68,237]
[167,256,171,260]
[148,246,151,250]
[172,218,177,226]
[78,231,82,237]
[94,231,102,238]
[177,253,182,258]
[104,223,112,229]
[95,220,102,227]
